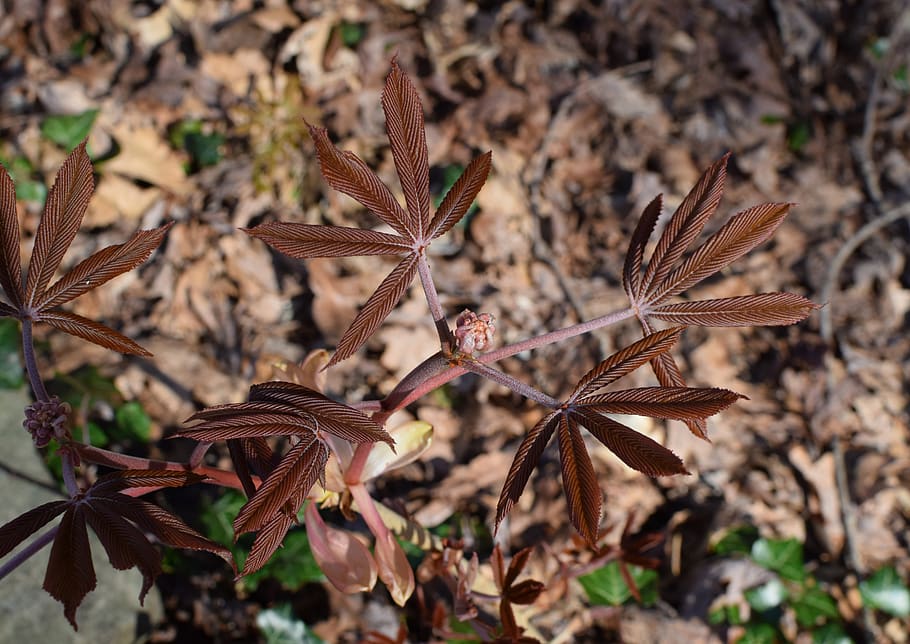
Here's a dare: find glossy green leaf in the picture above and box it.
[859,566,910,617]
[184,132,224,169]
[791,585,839,627]
[15,179,47,203]
[242,529,323,592]
[199,489,246,547]
[812,622,852,644]
[713,524,759,555]
[41,110,98,151]
[737,622,780,644]
[338,22,365,47]
[114,401,152,443]
[751,538,805,582]
[745,578,787,612]
[578,561,658,606]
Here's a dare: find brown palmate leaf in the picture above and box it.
[577,386,744,419]
[96,494,234,570]
[43,505,95,629]
[622,194,662,302]
[650,292,819,326]
[245,222,410,258]
[308,124,413,240]
[503,546,533,591]
[508,578,545,605]
[177,419,313,441]
[647,349,708,440]
[329,254,419,367]
[228,439,264,498]
[382,58,431,237]
[40,309,151,356]
[495,411,560,529]
[557,415,602,545]
[574,408,688,476]
[90,468,207,493]
[233,435,329,536]
[650,202,792,303]
[570,327,683,401]
[247,381,393,445]
[638,153,729,300]
[25,141,94,307]
[0,500,68,559]
[241,486,310,576]
[0,165,23,308]
[37,223,173,309]
[429,151,493,239]
[6,472,233,629]
[82,503,162,602]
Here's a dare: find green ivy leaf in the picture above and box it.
[183,131,224,169]
[737,622,780,644]
[338,22,365,48]
[812,622,853,644]
[579,562,658,606]
[751,538,805,582]
[0,318,24,388]
[114,401,152,443]
[41,110,98,151]
[1,155,47,203]
[859,567,910,617]
[714,524,760,555]
[241,529,323,592]
[791,585,839,627]
[14,179,47,203]
[745,578,788,612]
[200,489,247,547]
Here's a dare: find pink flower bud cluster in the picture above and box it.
[23,396,72,448]
[454,309,496,354]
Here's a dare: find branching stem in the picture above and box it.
[378,305,637,412]
[417,252,453,350]
[0,525,58,582]
[21,319,48,402]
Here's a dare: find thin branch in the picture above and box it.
[76,444,250,491]
[377,306,637,413]
[852,70,884,209]
[417,252,453,350]
[0,525,58,582]
[21,319,49,402]
[459,358,561,409]
[818,202,910,344]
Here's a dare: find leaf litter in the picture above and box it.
[0,1,908,641]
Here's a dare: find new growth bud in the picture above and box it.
[23,396,72,448]
[453,310,496,354]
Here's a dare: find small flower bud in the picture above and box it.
[454,310,496,354]
[23,396,72,448]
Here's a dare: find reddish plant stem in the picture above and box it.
[351,400,383,413]
[344,442,374,486]
[22,319,80,495]
[459,359,561,408]
[379,305,637,412]
[417,252,454,350]
[20,319,49,402]
[77,444,249,491]
[0,525,58,582]
[349,482,386,536]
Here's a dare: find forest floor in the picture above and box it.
[1,1,909,642]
